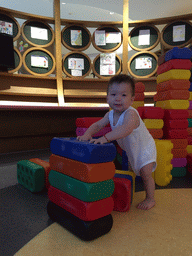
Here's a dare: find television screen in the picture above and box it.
[0,33,15,71]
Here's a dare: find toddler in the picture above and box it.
[77,74,157,210]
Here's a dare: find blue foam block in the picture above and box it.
[190,82,192,92]
[165,47,192,62]
[50,137,117,164]
[122,150,129,170]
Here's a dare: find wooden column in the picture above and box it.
[122,0,129,74]
[54,0,65,106]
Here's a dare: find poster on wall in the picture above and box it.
[105,32,121,43]
[31,55,48,68]
[138,29,150,45]
[135,57,152,69]
[100,53,116,75]
[68,58,84,70]
[71,30,82,46]
[0,20,13,35]
[95,30,106,45]
[31,27,48,40]
[173,25,185,42]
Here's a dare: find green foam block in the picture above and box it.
[49,170,114,202]
[17,160,45,192]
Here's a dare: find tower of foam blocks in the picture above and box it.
[155,47,192,178]
[47,137,118,241]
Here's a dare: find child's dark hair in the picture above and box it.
[107,74,135,96]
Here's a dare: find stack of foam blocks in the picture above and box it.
[186,56,192,174]
[47,137,131,241]
[155,47,192,178]
[132,82,145,109]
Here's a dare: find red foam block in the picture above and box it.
[157,59,192,75]
[76,117,110,128]
[164,109,189,120]
[164,119,188,129]
[137,106,164,119]
[48,186,114,221]
[112,177,131,212]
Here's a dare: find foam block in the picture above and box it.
[47,201,113,241]
[163,128,188,139]
[189,82,192,92]
[143,119,164,129]
[156,100,189,109]
[49,170,114,202]
[187,128,192,136]
[112,177,131,212]
[187,153,192,165]
[76,117,110,128]
[157,80,190,92]
[17,160,45,193]
[76,127,112,137]
[188,101,192,110]
[171,167,187,177]
[169,139,188,149]
[29,158,51,189]
[134,93,145,101]
[50,137,116,164]
[187,145,192,154]
[135,82,145,93]
[137,107,164,119]
[164,119,188,129]
[188,110,192,119]
[165,47,192,61]
[132,101,144,109]
[49,154,115,183]
[164,109,189,120]
[148,129,163,139]
[48,186,114,221]
[157,69,191,84]
[171,158,187,167]
[171,149,187,158]
[188,137,192,145]
[157,59,192,75]
[155,90,189,101]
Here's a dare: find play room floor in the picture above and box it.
[1,149,192,256]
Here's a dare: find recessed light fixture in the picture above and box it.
[110,12,114,15]
[62,2,66,4]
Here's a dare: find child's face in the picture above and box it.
[107,82,135,113]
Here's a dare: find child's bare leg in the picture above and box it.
[137,162,155,210]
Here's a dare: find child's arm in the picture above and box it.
[77,112,110,141]
[90,109,139,144]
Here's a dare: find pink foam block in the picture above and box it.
[48,186,114,221]
[76,127,112,137]
[171,158,187,167]
[112,177,131,212]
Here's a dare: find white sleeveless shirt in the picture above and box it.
[109,106,157,176]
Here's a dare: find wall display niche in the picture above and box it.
[0,12,21,41]
[161,20,192,48]
[92,54,122,79]
[8,47,22,73]
[61,24,91,51]
[92,26,122,52]
[128,25,160,51]
[23,47,56,76]
[128,51,158,78]
[62,51,91,78]
[21,20,54,47]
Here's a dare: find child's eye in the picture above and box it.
[111,94,116,96]
[122,94,127,97]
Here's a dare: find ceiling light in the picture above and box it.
[62,2,66,4]
[110,12,114,15]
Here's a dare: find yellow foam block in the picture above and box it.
[132,101,144,109]
[115,170,136,199]
[156,100,189,109]
[143,119,164,129]
[189,92,192,101]
[154,139,173,187]
[157,69,191,84]
[187,145,192,154]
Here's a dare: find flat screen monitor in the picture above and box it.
[0,33,15,72]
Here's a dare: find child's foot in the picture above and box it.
[137,198,155,210]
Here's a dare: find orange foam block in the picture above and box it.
[135,82,145,93]
[172,149,187,158]
[169,139,188,149]
[29,158,51,189]
[134,93,145,101]
[155,90,189,101]
[148,129,163,139]
[157,80,190,92]
[49,154,115,183]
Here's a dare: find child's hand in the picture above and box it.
[89,136,108,144]
[77,134,92,141]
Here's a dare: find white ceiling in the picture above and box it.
[1,0,192,21]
